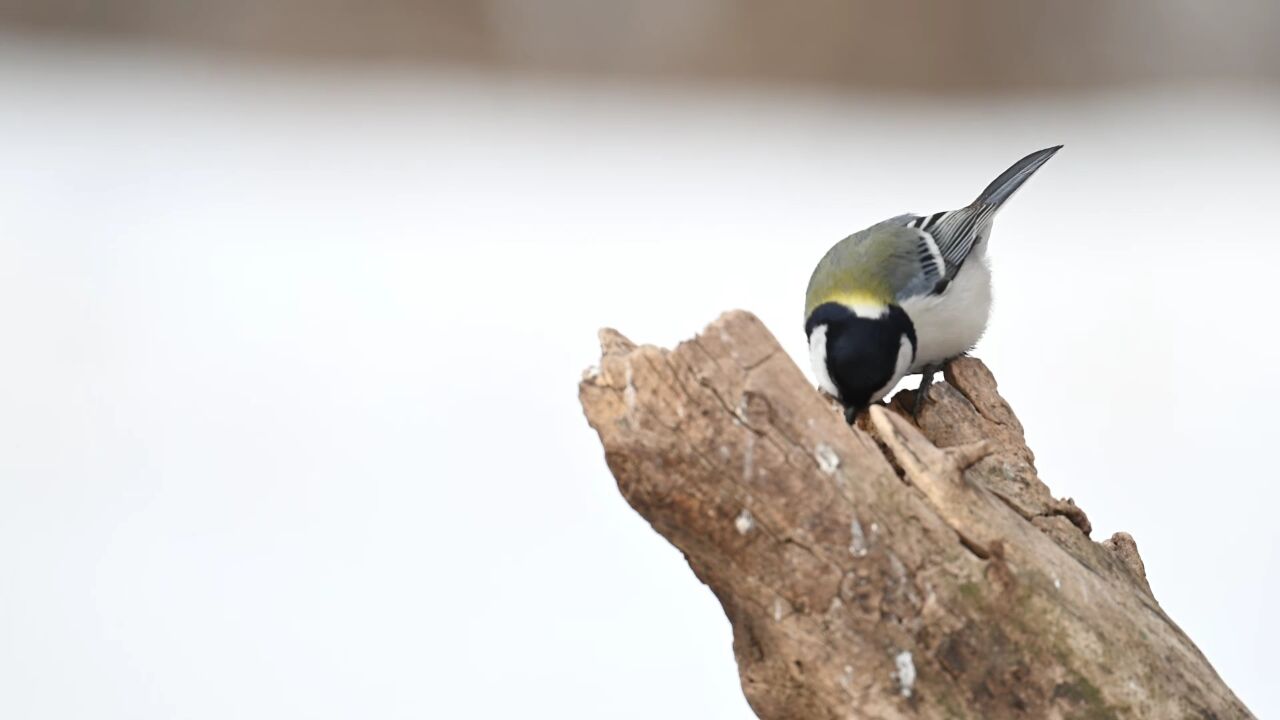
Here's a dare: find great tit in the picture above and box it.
[805,146,1061,423]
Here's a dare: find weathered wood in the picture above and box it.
[579,309,1252,720]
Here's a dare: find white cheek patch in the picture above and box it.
[869,334,914,403]
[808,324,839,398]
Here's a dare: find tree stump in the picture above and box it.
[578,310,1252,720]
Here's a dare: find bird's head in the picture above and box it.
[805,297,916,421]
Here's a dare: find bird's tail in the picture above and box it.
[972,145,1062,209]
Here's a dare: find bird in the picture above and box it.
[804,145,1061,424]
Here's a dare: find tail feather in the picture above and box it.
[973,145,1062,209]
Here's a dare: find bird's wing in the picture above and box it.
[903,206,997,284]
[898,146,1061,285]
[886,215,949,299]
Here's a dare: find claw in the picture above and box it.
[913,365,942,419]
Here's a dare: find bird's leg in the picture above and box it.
[913,364,943,419]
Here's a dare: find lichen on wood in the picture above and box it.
[579,310,1252,720]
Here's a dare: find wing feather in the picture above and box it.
[921,205,996,282]
[888,215,949,300]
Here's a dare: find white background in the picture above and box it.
[2,36,1277,718]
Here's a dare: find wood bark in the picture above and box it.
[578,310,1252,720]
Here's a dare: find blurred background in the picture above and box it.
[1,2,1277,718]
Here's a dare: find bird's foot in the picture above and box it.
[913,364,943,419]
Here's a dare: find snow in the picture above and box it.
[894,651,917,698]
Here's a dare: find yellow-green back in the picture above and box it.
[804,221,925,318]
